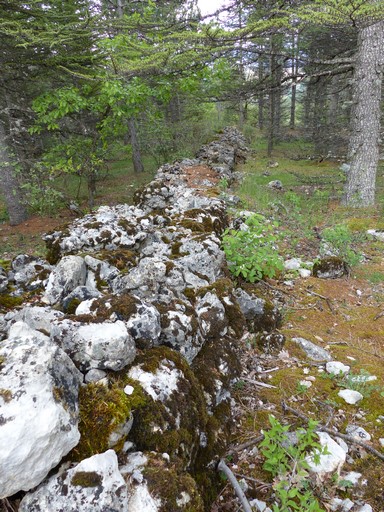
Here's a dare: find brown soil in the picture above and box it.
[0,211,75,260]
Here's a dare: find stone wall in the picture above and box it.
[0,128,280,511]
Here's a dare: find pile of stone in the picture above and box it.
[0,128,281,511]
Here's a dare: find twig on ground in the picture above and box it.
[217,459,254,512]
[281,401,384,463]
[305,288,334,313]
[234,472,272,491]
[243,377,277,389]
[227,434,265,455]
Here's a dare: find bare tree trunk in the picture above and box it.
[289,33,299,130]
[128,117,144,173]
[258,57,265,130]
[343,20,384,207]
[0,122,28,225]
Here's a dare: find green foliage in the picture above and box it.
[259,415,326,512]
[320,367,384,398]
[321,224,364,267]
[20,163,65,215]
[222,213,284,282]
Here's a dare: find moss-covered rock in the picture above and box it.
[313,256,349,279]
[127,347,208,469]
[70,378,147,461]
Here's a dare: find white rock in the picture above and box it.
[341,471,362,486]
[357,505,373,512]
[284,258,302,271]
[51,319,136,371]
[75,298,97,316]
[307,432,346,474]
[85,369,107,383]
[128,361,182,402]
[379,438,384,447]
[299,380,312,388]
[326,361,350,375]
[367,229,384,241]
[0,322,82,498]
[9,306,64,335]
[338,389,363,405]
[298,268,311,278]
[345,425,371,441]
[19,450,128,511]
[124,385,134,395]
[127,483,161,512]
[43,255,87,305]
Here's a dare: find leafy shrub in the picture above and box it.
[321,223,363,267]
[222,213,284,282]
[260,415,326,512]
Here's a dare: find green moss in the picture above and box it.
[83,222,102,230]
[144,462,204,512]
[197,279,246,337]
[0,388,12,403]
[117,218,136,234]
[94,249,138,270]
[165,261,175,275]
[0,294,24,311]
[170,241,190,259]
[183,287,196,302]
[179,219,205,233]
[71,379,147,461]
[162,235,171,244]
[312,256,349,278]
[129,347,208,467]
[71,471,102,487]
[65,298,81,315]
[0,259,11,271]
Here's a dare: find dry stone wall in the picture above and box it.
[0,128,280,510]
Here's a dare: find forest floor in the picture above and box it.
[1,136,384,511]
[211,141,384,511]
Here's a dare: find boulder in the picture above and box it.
[43,255,87,305]
[19,450,128,512]
[0,321,82,498]
[51,318,136,372]
[292,336,332,361]
[313,257,349,279]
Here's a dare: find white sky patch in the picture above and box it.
[197,0,231,17]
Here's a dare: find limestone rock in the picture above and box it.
[313,257,349,279]
[51,318,136,372]
[292,336,332,361]
[338,389,363,405]
[0,322,82,498]
[8,305,64,335]
[326,361,350,375]
[345,425,371,441]
[19,450,128,512]
[307,432,346,475]
[43,255,87,305]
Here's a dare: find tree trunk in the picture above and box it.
[0,122,28,226]
[289,33,299,130]
[258,57,265,130]
[128,117,144,173]
[342,20,384,207]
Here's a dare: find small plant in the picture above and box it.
[222,213,284,282]
[219,177,229,191]
[259,415,326,512]
[321,368,384,398]
[321,224,363,267]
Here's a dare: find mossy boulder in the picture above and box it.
[127,347,208,469]
[313,256,349,279]
[70,378,147,461]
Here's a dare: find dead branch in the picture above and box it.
[217,459,254,512]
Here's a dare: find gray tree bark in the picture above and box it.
[0,122,28,225]
[342,20,384,207]
[128,117,144,173]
